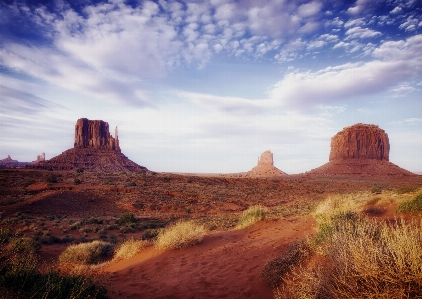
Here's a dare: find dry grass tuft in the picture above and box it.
[113,238,149,261]
[59,240,114,265]
[236,205,268,229]
[155,221,206,250]
[276,190,422,299]
[261,240,310,288]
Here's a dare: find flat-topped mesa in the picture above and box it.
[329,123,390,161]
[258,150,274,166]
[74,118,120,151]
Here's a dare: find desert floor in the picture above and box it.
[1,169,421,298]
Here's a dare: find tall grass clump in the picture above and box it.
[276,217,422,298]
[155,221,206,250]
[59,241,114,265]
[236,205,268,229]
[397,189,422,214]
[113,238,149,261]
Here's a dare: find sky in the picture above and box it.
[0,0,421,174]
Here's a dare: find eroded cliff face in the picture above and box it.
[329,123,390,161]
[74,118,120,151]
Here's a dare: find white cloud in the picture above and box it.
[344,18,365,28]
[345,27,382,39]
[347,0,372,15]
[270,35,422,109]
[390,6,402,14]
[399,16,421,31]
[297,1,322,18]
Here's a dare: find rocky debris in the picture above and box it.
[33,118,146,172]
[246,150,288,177]
[307,123,414,178]
[74,118,120,151]
[330,123,389,161]
[306,159,415,178]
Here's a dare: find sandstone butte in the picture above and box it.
[246,150,288,177]
[33,118,147,172]
[307,123,415,177]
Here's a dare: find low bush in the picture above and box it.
[261,240,310,288]
[397,189,422,214]
[59,241,114,265]
[0,236,107,298]
[74,178,82,185]
[113,238,149,261]
[236,205,268,229]
[116,213,137,225]
[45,174,58,183]
[142,229,160,240]
[155,221,206,250]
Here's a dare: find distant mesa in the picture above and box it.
[308,123,415,178]
[246,150,288,177]
[34,118,147,172]
[0,155,31,168]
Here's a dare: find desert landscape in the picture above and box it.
[1,119,422,298]
[1,1,421,298]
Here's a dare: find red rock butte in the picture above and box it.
[246,150,288,177]
[307,123,415,178]
[329,123,390,161]
[33,118,147,172]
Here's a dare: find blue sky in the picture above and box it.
[0,0,421,174]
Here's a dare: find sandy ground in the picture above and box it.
[101,216,315,299]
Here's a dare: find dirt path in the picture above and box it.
[101,216,316,299]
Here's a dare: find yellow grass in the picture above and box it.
[155,221,206,250]
[59,240,114,265]
[276,192,422,299]
[113,238,149,261]
[236,205,268,229]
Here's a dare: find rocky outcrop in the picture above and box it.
[74,118,120,151]
[307,123,415,178]
[329,123,389,161]
[246,150,288,177]
[33,118,146,172]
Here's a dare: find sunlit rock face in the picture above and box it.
[329,123,390,161]
[74,118,120,151]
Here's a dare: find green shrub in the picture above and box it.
[45,174,57,183]
[142,229,160,240]
[59,241,114,265]
[0,260,107,299]
[74,178,82,185]
[116,213,137,225]
[236,205,268,229]
[397,190,422,214]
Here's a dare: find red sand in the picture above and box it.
[101,216,315,299]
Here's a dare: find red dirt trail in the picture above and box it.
[101,216,315,299]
